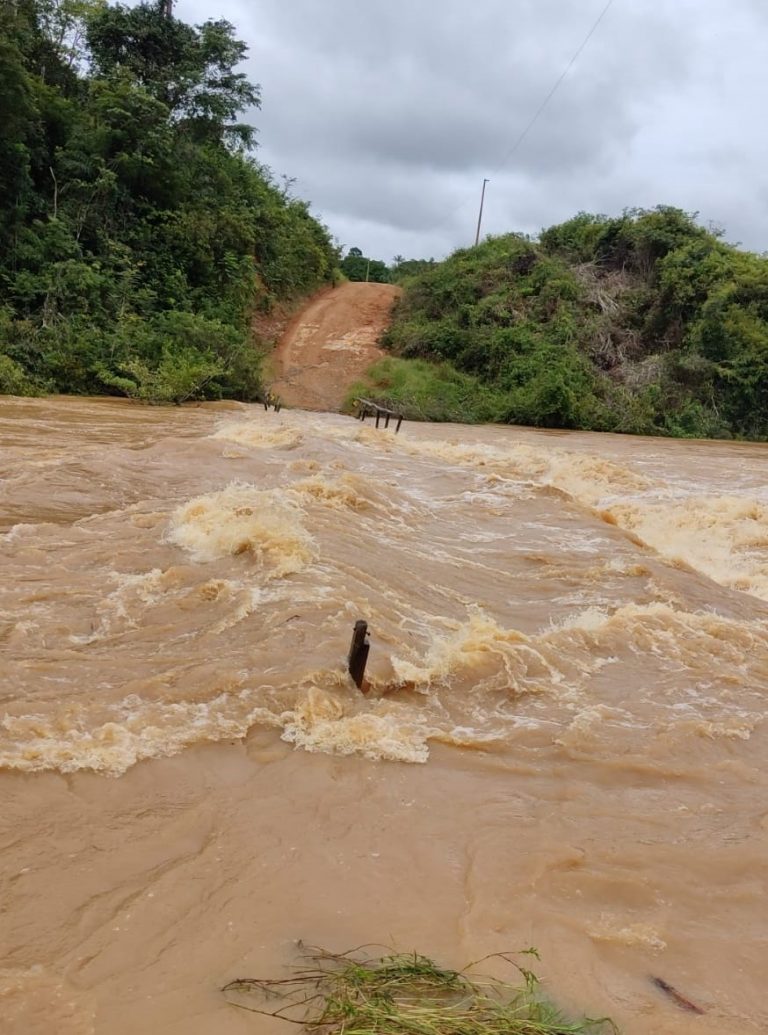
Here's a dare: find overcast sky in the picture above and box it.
[169,0,766,262]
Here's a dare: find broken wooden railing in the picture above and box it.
[354,398,404,432]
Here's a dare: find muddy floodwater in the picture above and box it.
[2,396,768,1034]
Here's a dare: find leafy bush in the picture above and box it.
[120,351,224,404]
[0,354,41,396]
[385,209,768,439]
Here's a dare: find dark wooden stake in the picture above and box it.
[651,978,704,1015]
[347,620,370,691]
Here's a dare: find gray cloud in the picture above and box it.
[168,0,767,259]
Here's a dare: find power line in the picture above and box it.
[429,0,618,237]
[492,0,618,175]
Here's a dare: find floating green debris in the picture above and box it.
[222,946,619,1034]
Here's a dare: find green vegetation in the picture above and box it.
[0,0,336,402]
[341,246,391,284]
[371,207,768,438]
[391,255,438,284]
[339,252,439,287]
[222,948,617,1034]
[346,356,507,423]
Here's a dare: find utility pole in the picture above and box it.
[365,258,371,283]
[474,178,489,247]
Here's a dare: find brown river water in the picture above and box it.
[2,395,768,1034]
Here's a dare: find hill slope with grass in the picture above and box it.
[355,207,768,438]
[0,0,336,404]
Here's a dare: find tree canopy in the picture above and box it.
[0,0,337,402]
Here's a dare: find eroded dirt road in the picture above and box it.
[269,281,401,411]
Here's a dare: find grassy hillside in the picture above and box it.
[357,207,768,438]
[0,0,337,403]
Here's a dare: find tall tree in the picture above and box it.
[0,5,37,241]
[0,0,336,402]
[86,1,260,144]
[37,0,107,70]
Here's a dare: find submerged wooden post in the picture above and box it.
[395,415,403,433]
[348,620,370,691]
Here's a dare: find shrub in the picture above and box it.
[383,209,768,439]
[0,353,41,395]
[346,356,508,423]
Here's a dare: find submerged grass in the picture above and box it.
[344,356,509,423]
[222,947,618,1034]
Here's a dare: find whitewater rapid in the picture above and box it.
[2,397,767,1035]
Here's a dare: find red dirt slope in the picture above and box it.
[268,282,401,411]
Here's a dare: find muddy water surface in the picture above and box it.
[2,396,768,1033]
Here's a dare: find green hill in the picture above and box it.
[0,0,337,403]
[355,207,768,439]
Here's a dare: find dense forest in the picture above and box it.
[0,0,337,403]
[357,208,768,439]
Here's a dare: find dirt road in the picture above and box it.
[269,281,401,411]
